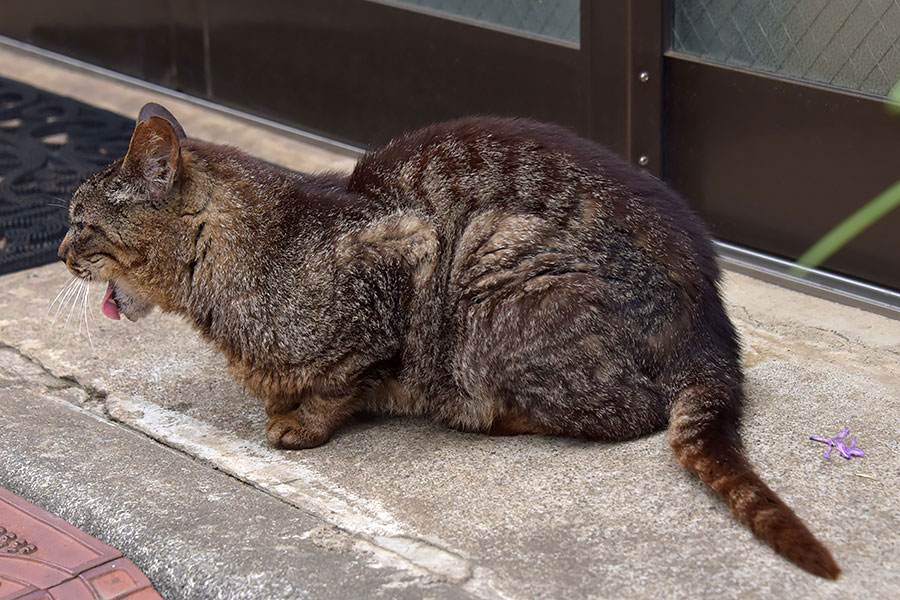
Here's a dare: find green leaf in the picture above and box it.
[792,179,900,275]
[888,78,900,115]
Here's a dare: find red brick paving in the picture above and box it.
[0,487,162,600]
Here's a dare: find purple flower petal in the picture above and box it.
[809,429,867,459]
[836,441,851,459]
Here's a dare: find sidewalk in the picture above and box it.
[1,43,899,599]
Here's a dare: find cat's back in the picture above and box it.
[347,117,718,300]
[351,115,613,177]
[348,116,607,206]
[348,117,707,243]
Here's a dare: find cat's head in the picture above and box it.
[58,103,189,321]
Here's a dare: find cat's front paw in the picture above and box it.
[265,414,331,449]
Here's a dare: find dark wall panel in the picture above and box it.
[0,1,584,149]
[204,0,581,147]
[664,56,900,290]
[0,0,183,89]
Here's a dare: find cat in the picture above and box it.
[58,103,839,579]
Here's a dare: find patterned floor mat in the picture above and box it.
[0,77,134,276]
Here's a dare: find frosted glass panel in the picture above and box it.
[386,0,580,44]
[672,0,900,98]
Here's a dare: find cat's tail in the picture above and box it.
[668,383,840,579]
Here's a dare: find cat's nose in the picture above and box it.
[58,231,72,262]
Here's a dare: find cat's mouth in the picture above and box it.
[101,280,152,321]
[101,281,122,320]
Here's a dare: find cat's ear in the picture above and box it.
[123,114,182,199]
[137,103,187,140]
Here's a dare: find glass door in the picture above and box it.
[664,0,900,291]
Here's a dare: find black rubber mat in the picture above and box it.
[0,77,134,276]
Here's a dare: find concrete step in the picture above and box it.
[0,346,472,600]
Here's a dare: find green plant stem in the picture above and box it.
[888,78,900,115]
[791,179,900,276]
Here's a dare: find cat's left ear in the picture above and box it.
[137,103,187,140]
[123,114,182,199]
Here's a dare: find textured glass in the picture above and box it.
[671,0,900,98]
[386,0,580,44]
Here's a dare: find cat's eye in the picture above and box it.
[72,222,85,233]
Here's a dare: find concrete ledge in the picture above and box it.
[0,347,472,600]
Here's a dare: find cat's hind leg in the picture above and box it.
[454,273,670,441]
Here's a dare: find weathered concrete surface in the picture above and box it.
[0,346,473,600]
[2,259,899,599]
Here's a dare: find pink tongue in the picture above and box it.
[101,282,121,320]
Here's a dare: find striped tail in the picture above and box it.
[669,384,840,579]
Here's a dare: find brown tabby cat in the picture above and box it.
[59,103,838,578]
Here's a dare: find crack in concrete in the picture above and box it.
[0,340,111,418]
[58,374,108,403]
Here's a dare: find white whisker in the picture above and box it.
[77,278,87,335]
[86,279,98,324]
[81,278,96,356]
[47,276,78,316]
[51,277,81,325]
[63,279,83,328]
[51,197,71,211]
